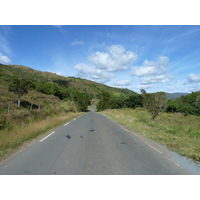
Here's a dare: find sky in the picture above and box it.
[1,25,200,94]
[0,1,199,197]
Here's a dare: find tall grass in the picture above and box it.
[0,99,82,161]
[102,108,200,162]
[0,112,82,161]
[0,100,75,130]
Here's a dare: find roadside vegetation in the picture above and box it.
[0,64,91,161]
[0,82,84,161]
[0,111,82,162]
[96,87,200,118]
[96,83,200,163]
[0,63,135,161]
[1,63,200,164]
[102,108,200,162]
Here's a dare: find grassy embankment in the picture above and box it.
[0,89,83,162]
[102,108,200,162]
[0,110,83,162]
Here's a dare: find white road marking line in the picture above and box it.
[73,118,76,121]
[166,157,180,167]
[39,131,55,142]
[64,122,69,126]
[147,144,162,154]
[118,124,129,133]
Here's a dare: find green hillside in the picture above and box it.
[0,63,138,140]
[1,63,200,162]
[2,64,136,97]
[0,63,137,113]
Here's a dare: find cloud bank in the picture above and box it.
[131,56,171,89]
[89,45,137,72]
[75,63,114,83]
[75,45,137,83]
[112,79,132,87]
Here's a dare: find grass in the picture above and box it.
[0,112,83,162]
[0,75,83,162]
[102,108,200,162]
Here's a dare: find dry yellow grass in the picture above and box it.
[102,108,200,162]
[0,112,83,161]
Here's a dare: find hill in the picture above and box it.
[166,92,189,100]
[0,63,138,114]
[0,64,136,98]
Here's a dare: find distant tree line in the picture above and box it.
[96,91,143,111]
[96,89,200,119]
[166,91,200,116]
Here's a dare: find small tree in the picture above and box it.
[8,77,34,107]
[96,91,111,111]
[141,89,167,120]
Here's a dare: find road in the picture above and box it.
[0,108,197,175]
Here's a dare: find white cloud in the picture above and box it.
[0,52,12,64]
[112,79,132,87]
[188,73,200,83]
[131,56,171,88]
[184,73,200,92]
[131,56,169,77]
[137,84,154,89]
[75,63,114,83]
[69,40,85,47]
[89,45,137,72]
[141,74,171,84]
[74,45,137,84]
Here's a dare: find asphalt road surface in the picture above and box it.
[0,109,198,175]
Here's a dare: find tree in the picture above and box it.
[166,99,179,113]
[36,82,59,95]
[8,77,34,107]
[109,94,127,109]
[96,91,111,111]
[125,94,143,109]
[141,89,167,120]
[76,91,91,112]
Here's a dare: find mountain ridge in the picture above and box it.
[3,64,137,98]
[0,63,191,101]
[166,92,190,100]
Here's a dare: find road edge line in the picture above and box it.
[39,131,55,142]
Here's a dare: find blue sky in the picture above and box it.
[1,25,200,93]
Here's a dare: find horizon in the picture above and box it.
[1,25,200,94]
